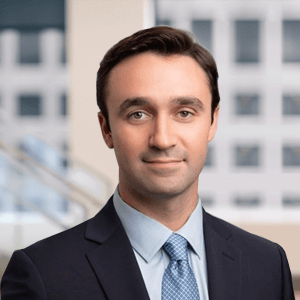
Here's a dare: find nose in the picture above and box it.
[149,114,177,150]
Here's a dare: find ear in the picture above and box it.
[208,105,219,142]
[98,112,114,148]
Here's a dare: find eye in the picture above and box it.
[128,111,147,120]
[178,110,193,118]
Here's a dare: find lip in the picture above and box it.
[143,159,183,173]
[144,159,183,164]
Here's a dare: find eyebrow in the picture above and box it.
[170,97,204,110]
[117,96,204,116]
[117,97,150,116]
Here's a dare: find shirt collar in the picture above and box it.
[113,186,204,262]
[176,201,204,260]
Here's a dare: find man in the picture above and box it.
[1,26,295,299]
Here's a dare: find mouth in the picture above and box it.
[144,159,183,164]
[143,159,184,168]
[142,159,184,174]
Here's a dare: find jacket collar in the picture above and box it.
[85,197,150,300]
[203,208,242,300]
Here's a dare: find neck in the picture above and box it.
[118,183,199,231]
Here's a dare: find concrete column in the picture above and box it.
[67,0,145,197]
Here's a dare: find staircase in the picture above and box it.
[0,136,113,282]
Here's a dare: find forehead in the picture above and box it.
[109,52,208,83]
[106,52,211,109]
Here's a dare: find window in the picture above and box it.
[156,19,171,26]
[61,34,66,64]
[0,32,2,64]
[192,20,213,53]
[235,145,260,167]
[235,94,260,115]
[282,95,300,115]
[19,31,40,64]
[283,20,300,63]
[60,93,67,116]
[1,0,65,64]
[204,146,213,167]
[18,94,42,116]
[234,196,261,207]
[282,196,300,207]
[0,0,65,30]
[282,145,300,167]
[235,20,260,63]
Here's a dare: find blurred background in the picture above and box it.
[0,0,299,297]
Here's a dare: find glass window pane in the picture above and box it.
[282,145,300,166]
[19,31,40,64]
[234,196,261,207]
[61,93,67,116]
[283,20,300,63]
[0,32,2,64]
[192,20,213,53]
[282,196,300,207]
[0,0,65,30]
[61,34,66,64]
[18,95,41,116]
[282,95,300,115]
[235,94,260,115]
[235,20,260,63]
[235,145,260,166]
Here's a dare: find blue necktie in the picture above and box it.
[162,233,200,300]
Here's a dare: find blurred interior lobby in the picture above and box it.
[0,0,299,297]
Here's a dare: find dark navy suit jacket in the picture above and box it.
[1,196,295,299]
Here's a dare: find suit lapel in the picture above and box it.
[203,209,242,300]
[84,198,242,300]
[85,198,150,300]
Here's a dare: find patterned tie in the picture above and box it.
[162,233,200,300]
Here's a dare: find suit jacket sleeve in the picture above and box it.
[1,250,47,300]
[278,244,296,300]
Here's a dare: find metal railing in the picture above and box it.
[0,138,112,219]
[0,138,113,258]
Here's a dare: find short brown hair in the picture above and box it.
[97,26,220,132]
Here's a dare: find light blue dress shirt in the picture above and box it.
[113,187,209,300]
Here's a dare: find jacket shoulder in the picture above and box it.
[203,210,281,253]
[23,196,117,258]
[24,219,89,256]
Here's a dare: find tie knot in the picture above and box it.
[163,233,189,261]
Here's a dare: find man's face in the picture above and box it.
[99,52,219,202]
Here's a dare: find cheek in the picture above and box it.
[180,127,210,163]
[181,125,209,147]
[112,128,145,160]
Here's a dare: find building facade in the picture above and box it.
[156,0,300,215]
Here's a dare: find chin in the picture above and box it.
[139,180,191,200]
